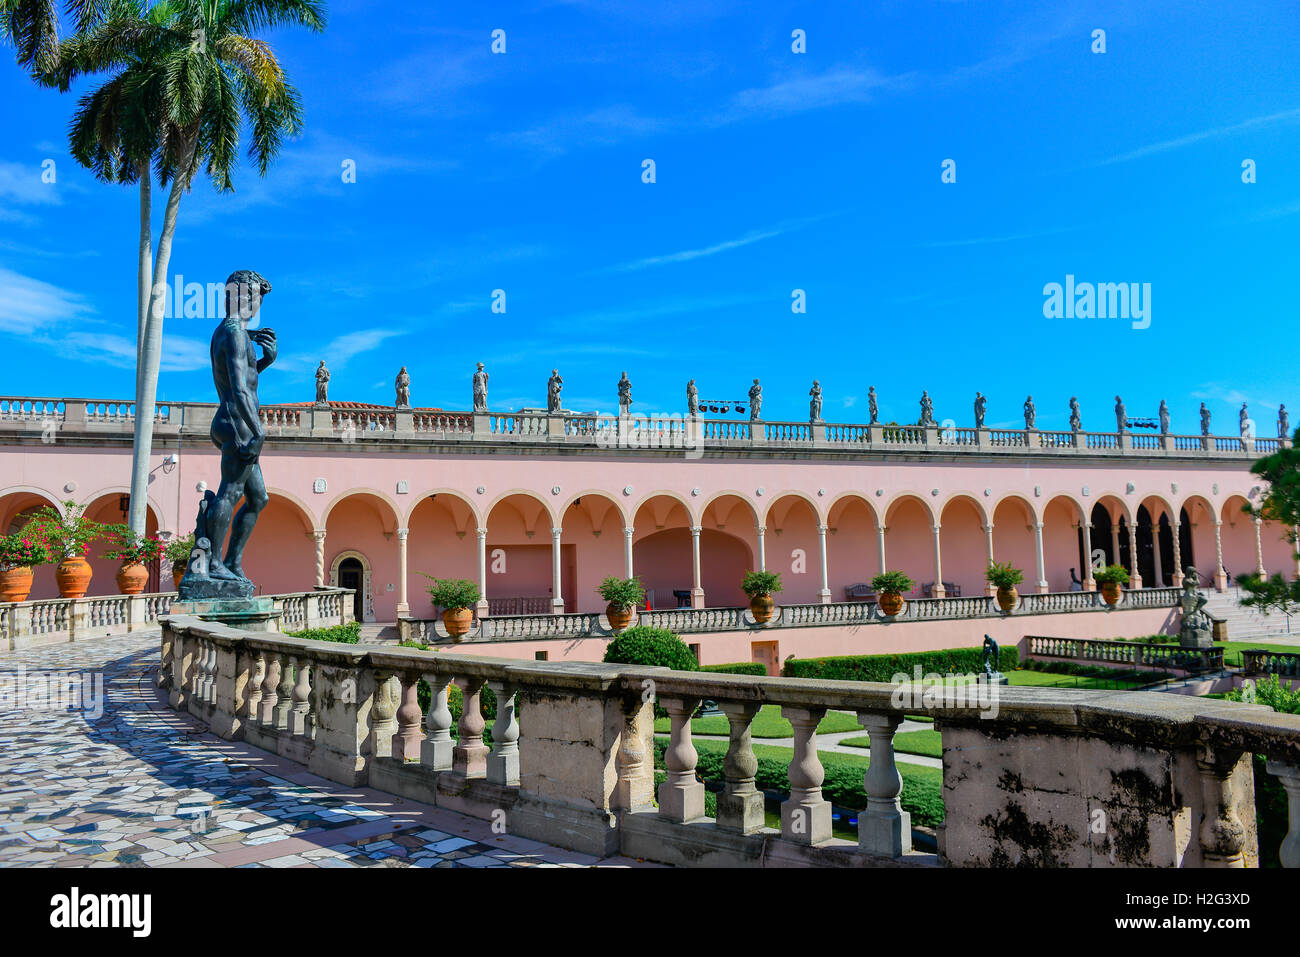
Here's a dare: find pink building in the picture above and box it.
[1,397,1295,626]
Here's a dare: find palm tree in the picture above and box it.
[9,0,326,535]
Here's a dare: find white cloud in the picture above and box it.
[1097,109,1300,167]
[606,228,782,273]
[0,267,93,332]
[0,161,62,206]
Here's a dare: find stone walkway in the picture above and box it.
[0,633,655,868]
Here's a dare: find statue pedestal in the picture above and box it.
[172,596,282,633]
[978,672,1009,686]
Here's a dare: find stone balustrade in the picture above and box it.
[159,613,1300,867]
[397,587,1182,645]
[1242,649,1300,678]
[1026,635,1225,673]
[1,395,1289,461]
[0,588,352,650]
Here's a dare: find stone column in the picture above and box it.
[876,524,887,577]
[1081,521,1096,590]
[1171,522,1184,587]
[1265,758,1300,869]
[715,701,764,834]
[1151,521,1164,587]
[1033,522,1048,593]
[690,525,705,609]
[982,523,996,597]
[780,706,831,844]
[550,526,564,612]
[817,524,831,604]
[1254,516,1266,576]
[930,525,945,598]
[1127,521,1143,589]
[1214,521,1228,591]
[623,526,635,579]
[857,713,911,857]
[395,527,409,618]
[1110,522,1121,567]
[475,527,489,617]
[658,697,705,823]
[755,524,767,572]
[1294,526,1300,580]
[313,529,327,588]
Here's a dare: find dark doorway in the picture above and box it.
[339,557,364,621]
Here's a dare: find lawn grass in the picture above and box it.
[652,703,862,738]
[1005,669,1156,690]
[1214,640,1300,668]
[840,728,942,759]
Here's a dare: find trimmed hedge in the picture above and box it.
[700,662,767,677]
[783,645,1019,682]
[286,621,361,644]
[603,626,699,671]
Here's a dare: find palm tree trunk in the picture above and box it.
[136,171,152,382]
[128,143,195,535]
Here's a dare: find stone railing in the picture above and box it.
[159,614,1300,867]
[398,588,1181,645]
[1242,649,1300,678]
[1,395,1287,461]
[1026,636,1225,673]
[0,587,353,650]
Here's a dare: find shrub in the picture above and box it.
[0,532,51,569]
[424,576,480,611]
[784,646,1020,682]
[871,570,915,594]
[597,576,645,610]
[286,621,361,644]
[701,662,768,676]
[23,501,105,560]
[1094,564,1131,586]
[603,626,698,671]
[100,524,164,565]
[741,570,783,598]
[165,532,195,566]
[985,561,1024,588]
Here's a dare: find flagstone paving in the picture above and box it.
[0,633,657,868]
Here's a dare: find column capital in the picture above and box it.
[476,526,488,538]
[817,524,829,534]
[395,527,409,540]
[623,526,635,536]
[755,524,767,534]
[981,523,994,533]
[931,523,942,533]
[689,525,703,535]
[551,527,563,538]
[313,528,327,541]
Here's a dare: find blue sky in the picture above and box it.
[2,0,1299,431]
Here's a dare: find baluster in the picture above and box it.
[453,677,489,778]
[716,702,764,833]
[391,670,424,761]
[245,651,265,723]
[781,706,831,844]
[370,672,399,758]
[258,655,281,723]
[1196,743,1247,866]
[485,679,520,785]
[1267,758,1300,868]
[658,696,705,822]
[857,713,911,856]
[289,657,312,735]
[273,656,296,729]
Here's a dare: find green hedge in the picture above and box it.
[603,626,699,671]
[783,645,1019,682]
[700,662,767,676]
[285,621,361,644]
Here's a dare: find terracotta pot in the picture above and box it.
[443,607,474,640]
[878,591,904,616]
[55,556,93,599]
[749,594,775,624]
[996,585,1018,612]
[116,562,149,596]
[0,566,34,603]
[172,562,186,591]
[1101,582,1122,606]
[606,602,635,633]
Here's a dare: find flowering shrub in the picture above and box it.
[23,502,105,560]
[165,532,195,566]
[0,532,51,570]
[102,524,164,566]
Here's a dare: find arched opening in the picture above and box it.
[632,494,695,608]
[82,492,161,596]
[407,491,479,618]
[882,495,934,598]
[1220,495,1255,585]
[0,489,64,600]
[1042,495,1086,593]
[938,495,987,598]
[826,494,880,601]
[1094,495,1133,584]
[561,493,627,614]
[338,556,365,622]
[991,495,1038,592]
[323,491,400,621]
[484,492,562,613]
[238,491,317,598]
[764,494,823,605]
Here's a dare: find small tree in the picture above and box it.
[741,570,782,598]
[871,570,915,594]
[597,576,645,610]
[985,562,1024,588]
[1237,432,1300,614]
[23,501,104,560]
[1094,564,1131,586]
[423,576,480,611]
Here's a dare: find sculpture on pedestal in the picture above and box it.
[974,392,987,428]
[687,379,699,416]
[1200,402,1212,436]
[1178,569,1214,648]
[919,391,934,426]
[868,386,878,424]
[1159,399,1170,435]
[179,270,275,600]
[314,361,329,406]
[1239,402,1251,438]
[618,371,632,413]
[1069,396,1082,432]
[547,369,564,413]
[1280,404,1290,439]
[395,367,411,409]
[748,379,763,421]
[1114,395,1126,432]
[809,380,823,423]
[473,362,489,412]
[981,634,1006,683]
[1024,395,1036,429]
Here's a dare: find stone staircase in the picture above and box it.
[1203,589,1296,642]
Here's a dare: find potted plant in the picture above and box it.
[871,570,915,616]
[165,533,195,590]
[25,502,105,599]
[102,524,164,596]
[1094,564,1131,606]
[425,576,480,640]
[986,561,1025,612]
[0,530,51,603]
[741,570,783,624]
[597,576,644,633]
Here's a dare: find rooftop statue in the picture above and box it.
[395,367,411,409]
[748,379,763,421]
[548,369,564,413]
[618,371,632,413]
[314,360,329,406]
[1280,404,1290,439]
[919,390,934,426]
[868,386,878,424]
[687,379,699,416]
[1159,399,1170,435]
[1114,395,1126,433]
[974,392,987,428]
[1024,395,1036,430]
[473,362,489,412]
[1069,396,1082,432]
[1239,402,1251,438]
[809,380,823,423]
